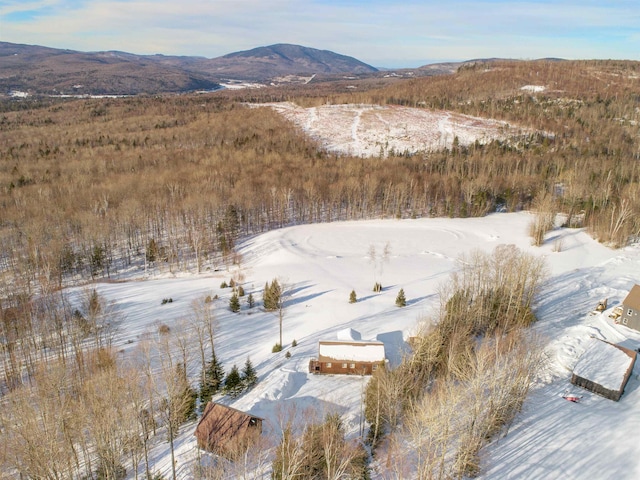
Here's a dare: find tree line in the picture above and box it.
[364,245,547,478]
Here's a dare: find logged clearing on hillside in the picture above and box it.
[262,102,533,157]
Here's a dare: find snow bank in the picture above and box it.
[521,85,546,93]
[336,327,361,341]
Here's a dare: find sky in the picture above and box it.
[1,0,639,68]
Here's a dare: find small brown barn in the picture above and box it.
[570,338,637,401]
[194,402,263,455]
[309,339,386,375]
[619,284,640,331]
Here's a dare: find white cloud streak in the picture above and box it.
[1,0,638,67]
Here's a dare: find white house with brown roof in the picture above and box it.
[620,284,640,331]
[309,329,386,375]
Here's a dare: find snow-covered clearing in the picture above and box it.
[76,212,640,478]
[521,85,546,93]
[259,102,531,157]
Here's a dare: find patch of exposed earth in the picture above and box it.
[260,102,532,157]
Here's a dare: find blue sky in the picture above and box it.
[1,0,638,67]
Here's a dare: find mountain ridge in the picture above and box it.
[0,41,379,95]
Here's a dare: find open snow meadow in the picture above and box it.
[76,212,640,479]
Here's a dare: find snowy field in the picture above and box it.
[259,102,531,156]
[77,212,640,479]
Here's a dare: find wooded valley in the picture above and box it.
[1,60,639,301]
[0,58,639,479]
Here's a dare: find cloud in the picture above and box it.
[1,0,639,66]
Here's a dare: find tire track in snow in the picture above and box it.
[350,108,363,154]
[305,106,317,130]
[437,111,453,149]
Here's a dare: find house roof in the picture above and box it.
[194,402,262,451]
[318,340,386,363]
[622,284,640,310]
[572,338,637,391]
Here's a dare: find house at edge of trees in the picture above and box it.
[570,338,637,401]
[309,328,386,375]
[194,402,263,455]
[619,284,640,331]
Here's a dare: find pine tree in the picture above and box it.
[241,357,258,389]
[229,292,240,312]
[247,292,255,308]
[88,288,102,317]
[395,288,406,307]
[146,238,158,263]
[263,281,270,308]
[349,290,357,303]
[237,285,245,297]
[264,279,282,311]
[271,279,282,307]
[224,365,243,398]
[174,363,197,423]
[199,350,224,403]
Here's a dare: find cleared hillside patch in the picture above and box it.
[262,102,532,157]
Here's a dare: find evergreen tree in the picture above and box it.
[88,288,102,317]
[263,282,270,308]
[271,279,282,307]
[224,364,243,398]
[90,244,106,277]
[199,350,224,403]
[247,292,255,308]
[263,278,282,311]
[229,292,240,312]
[237,285,245,297]
[349,290,357,303]
[146,238,158,263]
[395,288,407,307]
[174,363,197,423]
[241,357,258,389]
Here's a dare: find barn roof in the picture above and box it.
[622,284,640,310]
[572,338,636,392]
[318,340,385,363]
[194,402,262,452]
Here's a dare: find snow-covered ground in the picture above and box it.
[79,212,640,478]
[258,102,531,157]
[520,85,546,93]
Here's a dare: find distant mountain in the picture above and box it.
[0,42,378,96]
[201,44,378,80]
[0,42,222,95]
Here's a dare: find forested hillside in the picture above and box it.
[0,59,639,299]
[0,61,640,298]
